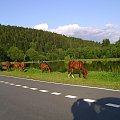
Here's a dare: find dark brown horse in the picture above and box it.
[6,61,11,72]
[39,62,52,73]
[68,60,88,79]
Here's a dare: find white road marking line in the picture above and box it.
[84,99,96,103]
[22,86,29,89]
[1,75,120,92]
[15,84,21,87]
[39,90,48,92]
[106,103,120,108]
[1,79,120,108]
[4,82,9,84]
[0,81,4,83]
[65,95,77,99]
[32,80,38,81]
[9,83,15,85]
[30,88,38,90]
[51,92,61,95]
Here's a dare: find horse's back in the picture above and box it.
[6,61,10,66]
[14,62,21,70]
[68,60,83,69]
[40,62,51,72]
[40,63,47,69]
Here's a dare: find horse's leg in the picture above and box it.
[68,72,71,78]
[71,69,74,78]
[68,68,71,78]
[79,70,81,78]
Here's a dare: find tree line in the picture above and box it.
[0,24,120,61]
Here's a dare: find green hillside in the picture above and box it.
[0,24,120,61]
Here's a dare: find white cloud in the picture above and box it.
[34,23,48,31]
[33,23,120,43]
[51,24,80,36]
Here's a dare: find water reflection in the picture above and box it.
[86,61,120,73]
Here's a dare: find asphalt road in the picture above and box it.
[0,75,120,120]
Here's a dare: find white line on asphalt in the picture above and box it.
[51,92,61,95]
[9,83,15,85]
[30,88,38,90]
[0,81,4,83]
[4,82,9,84]
[39,90,48,92]
[1,74,120,92]
[1,78,120,109]
[106,103,120,108]
[22,86,29,89]
[65,95,77,99]
[15,84,22,87]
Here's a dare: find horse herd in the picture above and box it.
[0,60,88,79]
[0,61,26,72]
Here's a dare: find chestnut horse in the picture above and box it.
[21,62,26,72]
[40,62,52,73]
[14,62,21,71]
[6,61,11,72]
[68,60,88,79]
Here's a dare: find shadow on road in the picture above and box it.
[71,97,120,120]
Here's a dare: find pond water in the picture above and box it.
[85,61,120,73]
[27,61,120,73]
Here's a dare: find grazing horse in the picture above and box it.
[0,61,2,71]
[21,62,26,72]
[6,61,11,72]
[68,60,88,79]
[39,62,52,73]
[14,62,21,71]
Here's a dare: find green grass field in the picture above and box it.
[0,68,120,90]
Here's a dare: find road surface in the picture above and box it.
[0,75,120,120]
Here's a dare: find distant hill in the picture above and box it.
[1,24,120,61]
[0,24,100,52]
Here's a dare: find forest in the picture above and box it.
[0,24,120,62]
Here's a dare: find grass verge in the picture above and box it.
[0,68,120,90]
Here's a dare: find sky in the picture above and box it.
[0,0,120,43]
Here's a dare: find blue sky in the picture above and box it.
[0,0,120,43]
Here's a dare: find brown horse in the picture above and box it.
[39,62,52,73]
[68,60,88,79]
[6,61,11,72]
[0,61,2,71]
[21,62,26,72]
[14,62,21,71]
